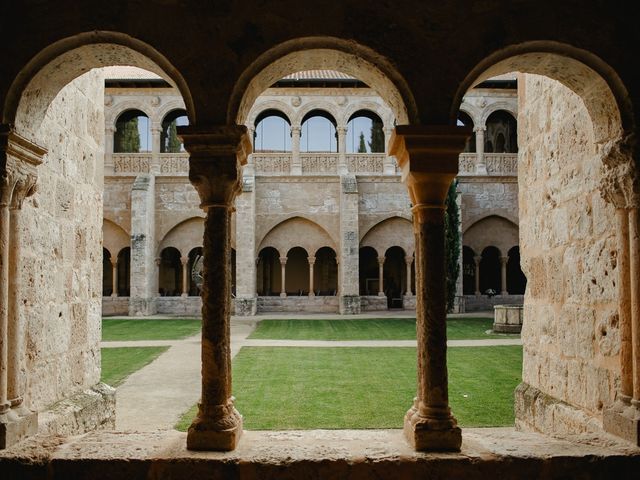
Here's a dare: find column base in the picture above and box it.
[234,297,257,316]
[279,293,287,298]
[403,405,462,451]
[339,295,361,314]
[0,409,37,449]
[187,403,243,451]
[603,397,640,446]
[129,297,158,316]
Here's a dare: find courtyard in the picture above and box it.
[100,313,522,432]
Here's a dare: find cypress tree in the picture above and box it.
[357,131,367,153]
[167,120,182,153]
[116,116,141,152]
[444,179,461,313]
[368,120,385,153]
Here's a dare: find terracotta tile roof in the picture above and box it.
[281,70,356,80]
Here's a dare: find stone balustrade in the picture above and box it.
[300,153,338,174]
[458,152,518,176]
[112,153,151,174]
[159,153,189,174]
[251,153,292,175]
[251,152,392,175]
[346,153,386,174]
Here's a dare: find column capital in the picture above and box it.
[389,125,471,208]
[336,126,348,136]
[307,256,316,266]
[0,126,46,208]
[178,124,252,209]
[290,125,302,135]
[155,257,162,266]
[405,255,414,265]
[111,259,118,268]
[181,256,189,266]
[377,256,386,266]
[279,256,288,265]
[499,255,509,265]
[473,126,486,133]
[473,255,482,265]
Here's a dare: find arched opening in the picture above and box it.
[313,247,338,295]
[300,110,337,152]
[485,110,517,153]
[285,247,310,295]
[159,247,182,297]
[384,246,406,309]
[102,248,113,296]
[257,247,281,296]
[457,111,476,153]
[507,246,526,295]
[358,247,378,296]
[254,109,291,152]
[187,247,203,296]
[346,110,384,153]
[479,246,501,295]
[462,246,476,295]
[116,247,131,296]
[114,109,151,153]
[160,109,189,153]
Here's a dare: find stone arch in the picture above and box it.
[360,216,414,258]
[230,37,416,126]
[453,42,631,144]
[246,100,295,128]
[296,102,340,128]
[480,103,518,128]
[464,211,519,235]
[155,101,189,126]
[5,32,194,140]
[458,102,481,128]
[258,216,336,257]
[341,102,394,130]
[158,217,204,257]
[102,219,129,260]
[105,100,153,129]
[463,215,518,257]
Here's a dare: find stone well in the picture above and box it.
[493,304,524,333]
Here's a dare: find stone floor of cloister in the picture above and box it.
[1,312,639,478]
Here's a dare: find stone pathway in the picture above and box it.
[105,314,516,431]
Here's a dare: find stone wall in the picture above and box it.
[101,296,130,316]
[515,74,620,435]
[20,71,105,413]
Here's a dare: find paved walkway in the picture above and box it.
[107,313,517,431]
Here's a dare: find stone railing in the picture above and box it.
[458,152,518,176]
[301,153,338,174]
[252,153,292,175]
[159,153,189,174]
[346,153,386,174]
[112,153,151,174]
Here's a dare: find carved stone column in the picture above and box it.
[105,126,116,174]
[308,256,315,297]
[377,256,385,297]
[155,257,162,295]
[337,126,348,174]
[179,124,250,451]
[500,256,509,295]
[383,127,396,174]
[150,124,162,174]
[279,257,287,298]
[291,126,302,175]
[111,259,118,297]
[473,255,482,296]
[0,126,45,448]
[181,256,189,297]
[405,256,413,296]
[390,124,470,451]
[474,126,487,175]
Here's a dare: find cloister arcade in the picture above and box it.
[0,6,638,476]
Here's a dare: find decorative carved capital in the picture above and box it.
[178,124,252,209]
[279,256,287,265]
[377,256,386,266]
[389,125,470,208]
[500,256,509,265]
[473,255,482,265]
[336,126,348,136]
[181,256,188,266]
[0,125,46,208]
[307,256,316,266]
[290,126,301,135]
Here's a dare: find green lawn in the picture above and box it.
[248,317,515,341]
[176,345,522,430]
[102,319,201,341]
[101,347,169,386]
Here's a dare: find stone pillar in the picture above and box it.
[390,124,470,452]
[279,257,287,298]
[383,127,396,175]
[155,257,162,295]
[234,172,258,315]
[339,175,360,313]
[630,208,640,403]
[618,209,633,400]
[0,126,45,448]
[111,259,118,297]
[150,124,162,174]
[405,256,413,296]
[291,126,302,175]
[377,256,385,297]
[181,256,189,297]
[129,174,157,316]
[337,126,348,174]
[308,256,316,297]
[104,126,115,174]
[474,126,487,175]
[500,256,509,295]
[178,124,250,451]
[474,255,482,296]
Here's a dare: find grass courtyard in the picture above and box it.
[102,318,201,341]
[176,345,522,431]
[101,346,169,386]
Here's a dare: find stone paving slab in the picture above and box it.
[2,428,638,479]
